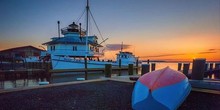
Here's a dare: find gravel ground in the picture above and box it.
[0,80,219,110]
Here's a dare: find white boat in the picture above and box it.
[50,51,138,69]
[43,0,139,70]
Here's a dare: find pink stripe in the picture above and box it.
[139,67,186,91]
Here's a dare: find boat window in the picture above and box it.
[73,46,77,51]
[51,46,55,51]
[90,46,93,51]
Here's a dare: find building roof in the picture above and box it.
[42,36,103,47]
[0,45,44,53]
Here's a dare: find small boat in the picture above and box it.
[38,81,49,85]
[42,0,139,70]
[132,67,191,110]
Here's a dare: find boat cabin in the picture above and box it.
[116,52,137,64]
[42,22,103,57]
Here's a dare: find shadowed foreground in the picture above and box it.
[0,80,219,110]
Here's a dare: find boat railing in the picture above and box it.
[90,51,104,56]
[61,27,86,35]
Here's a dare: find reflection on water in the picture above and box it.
[0,70,129,90]
[0,62,219,90]
[2,79,38,89]
[143,62,193,70]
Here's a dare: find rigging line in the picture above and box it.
[89,14,92,35]
[89,10,105,41]
[76,9,86,23]
[89,9,115,60]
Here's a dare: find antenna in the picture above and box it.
[79,23,82,37]
[57,21,60,38]
[121,42,123,52]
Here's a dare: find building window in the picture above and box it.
[73,46,77,51]
[51,46,55,51]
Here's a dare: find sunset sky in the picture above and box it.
[0,0,219,61]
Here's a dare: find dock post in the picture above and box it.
[214,63,220,78]
[84,58,88,80]
[141,64,150,75]
[183,63,190,76]
[151,63,156,71]
[26,62,29,69]
[47,62,51,71]
[45,62,51,79]
[135,59,139,74]
[33,62,36,69]
[29,62,32,69]
[128,64,134,75]
[205,63,209,71]
[178,63,182,71]
[191,58,206,80]
[37,62,41,69]
[39,62,42,69]
[204,63,209,77]
[105,64,112,78]
[210,63,213,70]
[118,59,121,76]
[24,62,27,69]
[215,63,220,69]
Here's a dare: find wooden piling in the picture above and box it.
[178,63,182,71]
[214,63,220,78]
[135,59,139,74]
[46,62,51,71]
[151,63,156,71]
[215,63,220,69]
[204,63,209,77]
[210,63,213,70]
[105,64,112,78]
[191,58,206,80]
[33,62,36,69]
[205,63,209,71]
[183,63,190,76]
[39,62,43,69]
[84,58,88,80]
[28,62,32,69]
[118,59,121,76]
[128,64,134,75]
[141,64,150,75]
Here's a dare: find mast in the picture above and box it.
[85,0,89,58]
[86,0,89,36]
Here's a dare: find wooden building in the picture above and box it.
[0,45,44,62]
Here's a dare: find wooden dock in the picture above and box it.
[0,69,45,73]
[48,67,139,73]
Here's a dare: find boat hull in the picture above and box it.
[132,67,191,110]
[51,55,136,70]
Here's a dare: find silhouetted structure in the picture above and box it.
[0,45,44,62]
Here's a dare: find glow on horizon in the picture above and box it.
[0,0,219,61]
